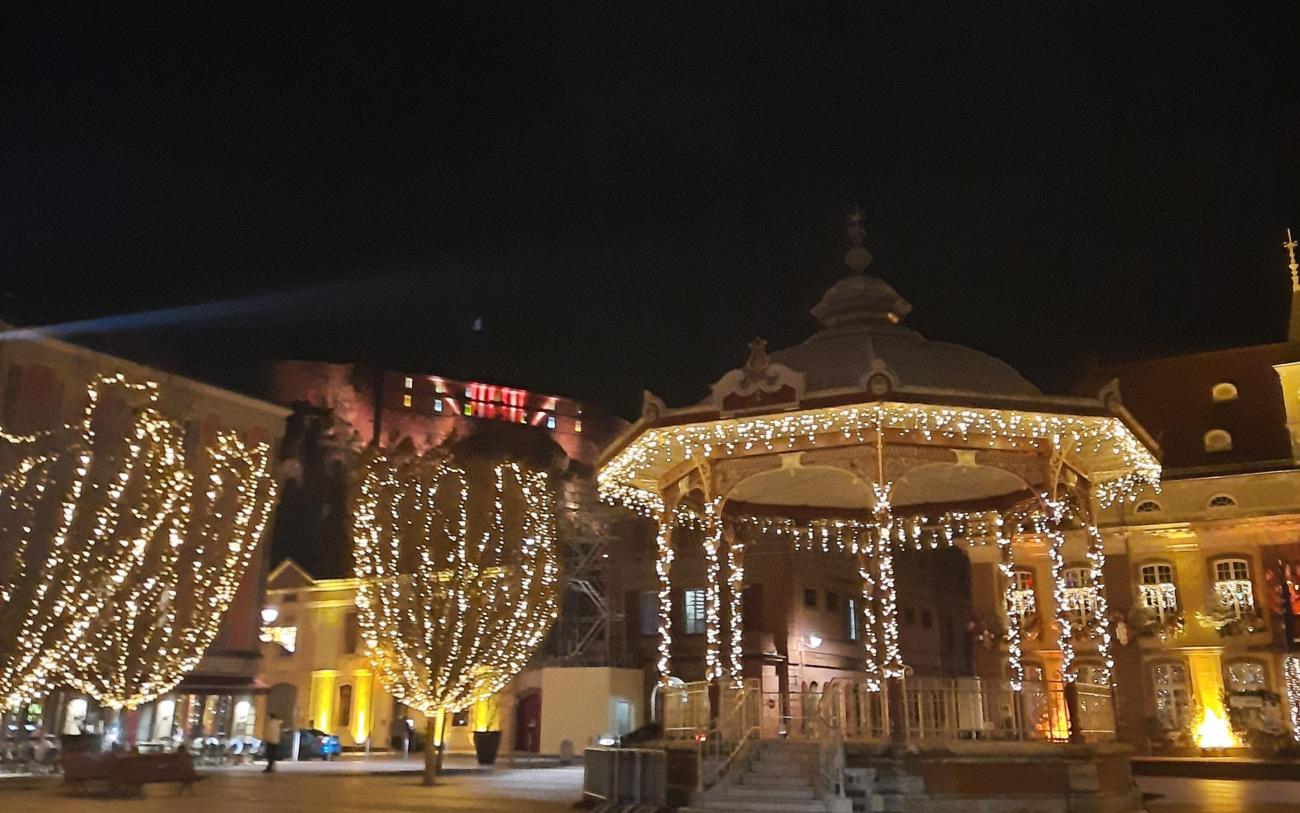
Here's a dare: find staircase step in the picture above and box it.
[750,761,813,775]
[741,773,815,788]
[691,798,828,813]
[725,785,816,800]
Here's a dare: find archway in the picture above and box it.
[513,691,541,753]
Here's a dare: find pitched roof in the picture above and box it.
[1098,343,1296,473]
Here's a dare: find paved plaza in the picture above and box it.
[0,764,585,813]
[2,764,1299,813]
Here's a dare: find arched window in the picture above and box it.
[1060,566,1100,627]
[1138,562,1178,619]
[1135,500,1163,514]
[1211,382,1239,403]
[1207,493,1238,509]
[1203,429,1233,453]
[336,685,353,728]
[1151,661,1191,730]
[1213,558,1254,616]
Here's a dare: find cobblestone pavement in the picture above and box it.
[1139,776,1300,813]
[0,764,584,812]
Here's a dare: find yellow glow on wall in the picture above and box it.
[1186,650,1236,748]
[310,670,337,732]
[351,671,373,744]
[470,695,500,732]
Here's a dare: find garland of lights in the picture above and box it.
[725,527,745,688]
[872,483,903,678]
[702,498,723,682]
[995,516,1025,691]
[1285,656,1300,743]
[857,547,882,692]
[1039,505,1076,682]
[0,374,279,709]
[653,509,676,682]
[352,452,559,716]
[1083,522,1114,686]
[599,402,1160,516]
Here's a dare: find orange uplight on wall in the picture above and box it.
[1194,705,1238,749]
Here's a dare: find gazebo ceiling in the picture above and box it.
[728,465,873,510]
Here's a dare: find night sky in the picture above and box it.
[5,5,1299,417]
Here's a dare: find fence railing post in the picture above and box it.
[1063,680,1084,744]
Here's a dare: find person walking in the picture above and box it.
[263,714,284,774]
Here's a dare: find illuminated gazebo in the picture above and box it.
[598,212,1162,751]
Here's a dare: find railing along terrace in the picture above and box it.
[902,677,1114,743]
[662,681,712,740]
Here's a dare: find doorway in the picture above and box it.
[514,692,541,752]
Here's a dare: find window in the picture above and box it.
[343,612,359,654]
[1138,562,1178,619]
[1152,662,1191,730]
[639,591,658,637]
[336,685,353,728]
[846,597,859,642]
[452,711,468,727]
[546,415,557,430]
[434,399,443,413]
[1076,662,1106,686]
[1009,569,1036,619]
[1135,500,1163,514]
[1023,662,1046,683]
[803,588,818,608]
[825,592,839,611]
[1203,429,1233,453]
[574,420,583,434]
[1061,566,1101,627]
[1226,661,1268,693]
[402,394,412,408]
[403,376,413,389]
[1214,558,1254,616]
[1211,382,1239,402]
[1207,493,1238,509]
[683,589,706,635]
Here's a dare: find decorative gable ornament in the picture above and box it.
[708,337,806,412]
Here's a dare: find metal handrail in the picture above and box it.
[812,678,849,800]
[696,679,760,792]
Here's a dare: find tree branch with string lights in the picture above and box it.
[351,446,559,785]
[0,373,280,723]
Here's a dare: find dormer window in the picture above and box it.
[1211,382,1238,403]
[1203,429,1233,453]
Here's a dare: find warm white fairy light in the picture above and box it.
[857,548,881,692]
[725,526,745,688]
[994,515,1025,691]
[1083,523,1114,686]
[1285,656,1300,742]
[653,509,676,682]
[0,374,278,708]
[871,483,903,678]
[702,498,723,682]
[1038,500,1077,682]
[352,452,559,717]
[599,402,1159,515]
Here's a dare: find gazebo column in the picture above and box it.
[725,525,746,688]
[703,497,724,683]
[872,482,907,743]
[995,514,1025,691]
[652,505,677,684]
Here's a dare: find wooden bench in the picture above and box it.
[63,752,205,796]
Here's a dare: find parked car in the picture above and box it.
[280,728,340,760]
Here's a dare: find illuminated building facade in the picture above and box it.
[1084,233,1300,751]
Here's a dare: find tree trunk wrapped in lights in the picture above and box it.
[0,373,279,712]
[352,448,559,786]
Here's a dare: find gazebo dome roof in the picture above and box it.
[766,272,1040,399]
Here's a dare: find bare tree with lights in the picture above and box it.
[0,373,279,722]
[352,447,559,785]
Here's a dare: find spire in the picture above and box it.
[844,206,874,274]
[1288,228,1300,344]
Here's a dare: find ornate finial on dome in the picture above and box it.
[844,206,874,274]
[1286,227,1299,292]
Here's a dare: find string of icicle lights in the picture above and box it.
[352,452,560,716]
[0,373,279,709]
[655,493,1115,690]
[598,402,1160,516]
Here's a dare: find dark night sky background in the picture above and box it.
[4,4,1299,418]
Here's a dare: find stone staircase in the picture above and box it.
[682,740,832,813]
